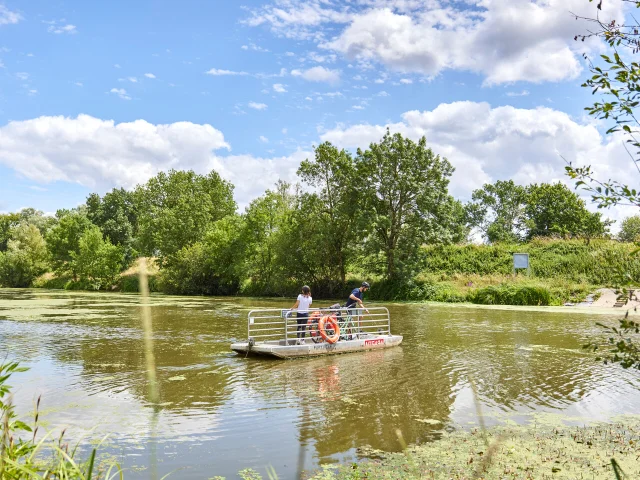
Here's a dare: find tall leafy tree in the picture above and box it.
[71,225,125,290]
[0,213,20,252]
[17,208,58,236]
[297,142,360,284]
[86,188,138,261]
[619,215,640,242]
[160,215,246,295]
[243,181,296,293]
[524,183,610,240]
[356,130,455,279]
[0,224,49,287]
[45,209,93,276]
[135,169,236,264]
[467,180,528,243]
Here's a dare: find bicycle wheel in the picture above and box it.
[307,312,323,343]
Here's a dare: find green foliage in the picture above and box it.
[70,225,125,290]
[159,215,245,295]
[468,180,528,243]
[585,311,640,370]
[618,215,640,242]
[298,142,361,284]
[356,129,457,279]
[135,169,236,263]
[0,224,50,287]
[525,183,610,240]
[0,213,20,252]
[468,284,551,306]
[1,362,121,479]
[420,239,640,285]
[45,209,93,275]
[86,188,138,262]
[367,278,466,303]
[242,182,298,295]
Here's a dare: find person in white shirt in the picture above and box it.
[291,285,312,344]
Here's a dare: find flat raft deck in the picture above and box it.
[231,333,403,359]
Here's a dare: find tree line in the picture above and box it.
[0,130,624,295]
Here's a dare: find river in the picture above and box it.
[1,289,639,479]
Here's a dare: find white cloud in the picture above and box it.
[285,51,296,56]
[205,68,248,76]
[351,105,365,110]
[399,78,412,84]
[127,77,138,83]
[270,0,626,85]
[291,66,340,84]
[144,73,156,79]
[376,90,389,97]
[319,101,633,215]
[241,43,270,52]
[248,102,268,110]
[273,83,287,93]
[259,135,269,143]
[47,24,77,34]
[114,64,121,69]
[506,90,530,97]
[110,88,131,100]
[0,5,22,26]
[74,82,83,87]
[28,89,37,96]
[0,113,312,211]
[282,128,288,134]
[0,114,229,190]
[243,0,352,41]
[16,72,29,80]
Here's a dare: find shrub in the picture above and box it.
[467,284,551,306]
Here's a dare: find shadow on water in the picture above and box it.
[1,289,640,478]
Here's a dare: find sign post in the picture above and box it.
[513,253,530,276]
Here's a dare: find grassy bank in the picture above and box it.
[29,239,638,306]
[307,417,640,480]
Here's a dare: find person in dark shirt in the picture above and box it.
[345,282,370,335]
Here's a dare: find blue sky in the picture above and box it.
[0,0,635,223]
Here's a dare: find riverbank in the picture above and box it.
[25,238,640,306]
[308,417,640,480]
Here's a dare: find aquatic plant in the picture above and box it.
[0,361,122,479]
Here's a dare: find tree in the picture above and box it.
[297,142,361,284]
[567,0,640,208]
[0,224,49,287]
[570,1,640,372]
[159,215,246,295]
[0,213,20,252]
[86,188,138,262]
[467,180,528,243]
[45,210,93,276]
[135,169,236,263]
[356,130,456,279]
[525,183,610,239]
[524,183,610,240]
[71,225,125,290]
[619,215,640,242]
[17,208,57,236]
[242,181,296,293]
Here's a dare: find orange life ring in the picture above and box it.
[318,315,340,344]
[307,311,323,343]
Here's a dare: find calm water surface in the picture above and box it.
[1,289,639,479]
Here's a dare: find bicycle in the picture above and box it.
[306,307,361,343]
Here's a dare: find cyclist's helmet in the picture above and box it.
[361,281,370,289]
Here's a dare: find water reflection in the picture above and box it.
[1,289,639,479]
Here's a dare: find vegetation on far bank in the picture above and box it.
[1,131,638,306]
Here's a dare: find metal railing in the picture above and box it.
[247,306,391,344]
